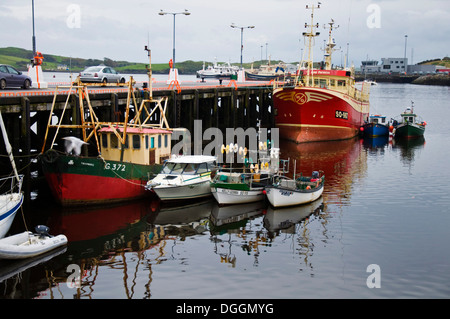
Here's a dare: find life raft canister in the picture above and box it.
[34,51,44,66]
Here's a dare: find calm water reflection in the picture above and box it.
[1,83,449,299]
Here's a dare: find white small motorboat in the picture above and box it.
[265,171,325,208]
[196,60,239,81]
[0,225,68,259]
[210,171,271,205]
[146,155,217,201]
[210,144,287,205]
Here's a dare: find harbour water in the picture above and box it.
[1,82,449,299]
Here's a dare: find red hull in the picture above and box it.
[273,86,369,143]
[47,200,156,242]
[44,172,148,206]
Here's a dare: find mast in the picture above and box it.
[302,3,321,86]
[0,112,20,184]
[324,19,339,70]
[144,45,153,100]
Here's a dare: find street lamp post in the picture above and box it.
[404,35,408,74]
[32,0,36,56]
[230,23,255,68]
[159,9,190,68]
[404,35,408,60]
[265,43,268,62]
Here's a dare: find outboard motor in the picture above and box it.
[312,171,320,179]
[35,225,51,238]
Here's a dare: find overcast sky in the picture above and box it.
[1,0,449,68]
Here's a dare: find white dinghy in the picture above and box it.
[0,225,68,260]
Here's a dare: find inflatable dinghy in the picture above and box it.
[0,225,68,259]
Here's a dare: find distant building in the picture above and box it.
[436,67,450,74]
[380,58,407,73]
[408,64,437,74]
[361,60,380,73]
[360,57,443,74]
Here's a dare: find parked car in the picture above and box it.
[0,64,32,89]
[79,65,126,84]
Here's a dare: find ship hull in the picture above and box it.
[362,123,390,137]
[394,122,425,138]
[273,87,369,143]
[41,153,161,206]
[245,71,280,81]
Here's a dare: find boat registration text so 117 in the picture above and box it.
[335,110,349,119]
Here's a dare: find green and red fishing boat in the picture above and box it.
[393,102,426,139]
[40,60,175,206]
[41,126,172,206]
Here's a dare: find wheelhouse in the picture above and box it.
[401,107,417,124]
[369,115,387,125]
[159,156,216,175]
[98,127,172,165]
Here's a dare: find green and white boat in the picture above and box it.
[393,102,426,138]
[210,145,288,205]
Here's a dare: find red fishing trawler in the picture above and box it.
[273,4,370,143]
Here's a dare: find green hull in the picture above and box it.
[395,122,425,138]
[210,182,251,191]
[40,150,162,206]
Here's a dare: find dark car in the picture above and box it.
[0,64,32,89]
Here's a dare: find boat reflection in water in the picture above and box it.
[279,137,366,206]
[0,137,370,299]
[263,198,324,234]
[148,199,215,239]
[362,135,390,150]
[392,135,425,165]
[209,201,267,267]
[209,201,266,234]
[264,198,324,269]
[1,198,162,299]
[0,246,67,287]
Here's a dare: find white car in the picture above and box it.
[79,66,126,84]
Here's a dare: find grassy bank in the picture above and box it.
[0,47,286,74]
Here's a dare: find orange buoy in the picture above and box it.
[34,51,44,66]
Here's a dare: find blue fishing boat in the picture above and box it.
[362,115,391,137]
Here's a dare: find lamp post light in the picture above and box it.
[159,9,190,68]
[230,23,255,68]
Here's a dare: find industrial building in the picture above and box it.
[360,57,439,74]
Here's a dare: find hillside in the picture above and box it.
[417,57,450,68]
[0,47,281,75]
[0,47,176,73]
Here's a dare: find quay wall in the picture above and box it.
[0,84,274,204]
[0,84,274,170]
